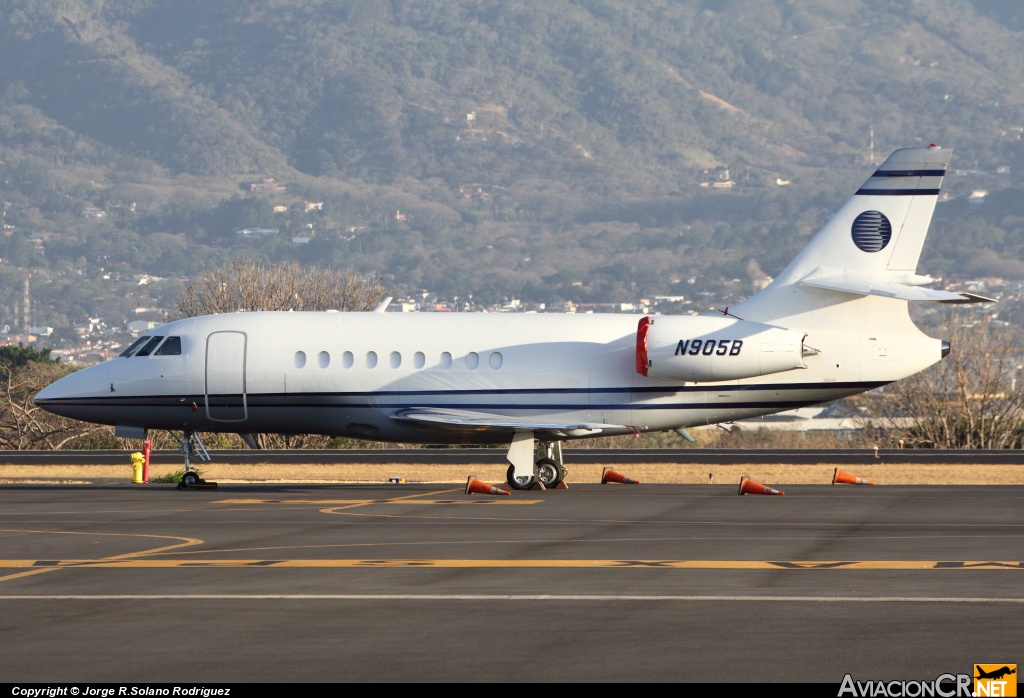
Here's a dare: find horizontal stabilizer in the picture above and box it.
[798,274,995,304]
[392,408,610,437]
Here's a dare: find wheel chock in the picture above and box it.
[177,479,218,490]
[502,479,547,490]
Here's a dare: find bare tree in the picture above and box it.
[874,323,1024,449]
[176,258,386,317]
[0,361,116,450]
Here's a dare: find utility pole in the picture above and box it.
[22,272,31,333]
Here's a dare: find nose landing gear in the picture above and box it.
[175,429,212,489]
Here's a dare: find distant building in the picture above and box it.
[76,350,120,366]
[127,320,160,334]
[234,228,279,237]
[700,165,733,188]
[250,178,286,193]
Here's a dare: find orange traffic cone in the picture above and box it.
[738,476,784,496]
[832,468,874,486]
[466,475,511,496]
[601,467,640,485]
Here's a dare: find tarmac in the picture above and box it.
[0,480,1020,682]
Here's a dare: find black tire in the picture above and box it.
[535,458,564,487]
[181,471,202,487]
[506,464,536,491]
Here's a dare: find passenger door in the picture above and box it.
[206,331,247,422]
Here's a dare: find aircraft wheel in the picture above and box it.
[535,458,564,487]
[506,464,536,491]
[181,471,202,487]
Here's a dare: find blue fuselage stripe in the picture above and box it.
[36,381,888,411]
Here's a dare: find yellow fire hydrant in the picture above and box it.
[131,452,145,484]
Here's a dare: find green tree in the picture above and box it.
[0,344,56,371]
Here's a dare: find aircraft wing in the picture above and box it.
[798,274,995,304]
[392,408,614,437]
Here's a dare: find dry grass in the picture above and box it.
[1,462,1021,485]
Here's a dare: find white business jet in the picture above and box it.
[36,146,989,488]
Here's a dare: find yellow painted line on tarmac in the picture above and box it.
[387,499,540,505]
[0,559,1020,570]
[0,530,204,583]
[215,492,537,507]
[216,499,377,505]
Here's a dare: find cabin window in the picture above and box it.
[439,352,452,368]
[119,336,150,357]
[318,351,330,368]
[389,351,401,368]
[413,352,425,369]
[134,336,165,357]
[154,336,182,356]
[366,351,378,368]
[489,352,503,370]
[466,352,479,369]
[342,351,354,368]
[294,351,306,368]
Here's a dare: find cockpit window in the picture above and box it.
[134,336,165,357]
[118,336,151,358]
[154,336,182,356]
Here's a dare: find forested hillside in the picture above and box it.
[2,0,1024,328]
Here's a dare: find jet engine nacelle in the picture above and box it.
[636,315,808,382]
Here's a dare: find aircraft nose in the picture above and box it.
[34,363,110,415]
[33,381,60,404]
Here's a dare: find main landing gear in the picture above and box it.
[505,432,567,491]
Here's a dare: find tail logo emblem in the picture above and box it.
[851,210,892,252]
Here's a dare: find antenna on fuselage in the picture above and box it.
[373,296,393,313]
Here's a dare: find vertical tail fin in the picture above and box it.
[730,146,985,328]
